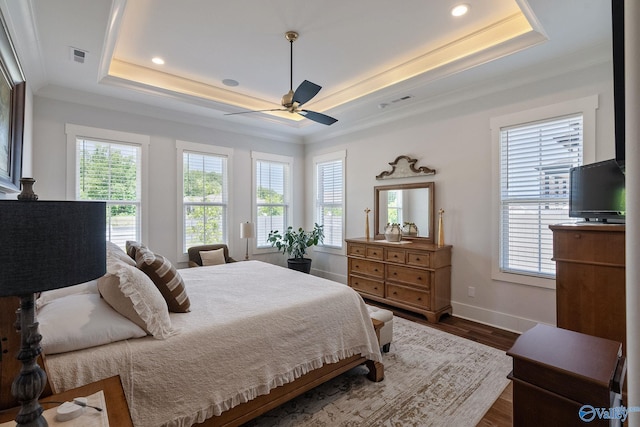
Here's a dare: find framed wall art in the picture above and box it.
[0,12,25,193]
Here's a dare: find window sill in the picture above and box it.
[491,269,556,290]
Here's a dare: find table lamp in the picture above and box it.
[0,183,106,427]
[240,222,254,261]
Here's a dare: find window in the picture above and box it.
[253,152,292,248]
[177,141,232,257]
[386,190,403,225]
[491,96,597,287]
[314,151,346,249]
[499,114,583,278]
[66,124,149,249]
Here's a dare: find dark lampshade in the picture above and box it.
[0,200,106,296]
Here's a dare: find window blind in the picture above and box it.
[499,114,583,277]
[77,138,141,247]
[316,159,344,248]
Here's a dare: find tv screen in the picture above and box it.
[569,159,625,222]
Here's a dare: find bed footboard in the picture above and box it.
[199,354,383,427]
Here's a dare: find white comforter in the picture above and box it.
[45,261,382,427]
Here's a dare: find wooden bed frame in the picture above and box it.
[0,296,383,426]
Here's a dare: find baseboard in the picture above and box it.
[452,301,553,334]
[311,268,347,284]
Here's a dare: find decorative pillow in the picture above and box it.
[36,280,99,310]
[98,259,175,339]
[125,240,144,261]
[135,246,190,312]
[38,293,147,355]
[107,241,136,267]
[199,248,226,266]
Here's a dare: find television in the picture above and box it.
[569,159,625,222]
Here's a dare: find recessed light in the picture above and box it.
[152,57,165,65]
[222,79,239,87]
[451,4,470,17]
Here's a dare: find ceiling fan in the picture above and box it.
[225,31,338,126]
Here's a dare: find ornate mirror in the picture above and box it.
[374,182,435,243]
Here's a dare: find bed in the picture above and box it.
[0,254,383,427]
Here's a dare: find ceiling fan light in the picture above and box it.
[451,4,470,17]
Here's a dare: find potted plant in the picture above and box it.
[268,223,324,273]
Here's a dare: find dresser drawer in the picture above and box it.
[552,230,624,266]
[384,248,406,264]
[366,246,384,260]
[349,258,384,279]
[407,251,430,268]
[349,276,384,297]
[386,283,430,309]
[386,264,431,288]
[348,243,367,257]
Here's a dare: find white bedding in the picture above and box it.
[45,260,382,427]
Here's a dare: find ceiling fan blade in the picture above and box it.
[292,80,321,106]
[299,110,338,126]
[224,108,286,116]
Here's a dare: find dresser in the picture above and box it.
[345,238,452,322]
[550,223,626,353]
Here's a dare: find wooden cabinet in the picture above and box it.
[550,223,626,353]
[346,238,452,322]
[0,376,133,426]
[507,324,625,427]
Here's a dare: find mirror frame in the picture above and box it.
[374,182,435,243]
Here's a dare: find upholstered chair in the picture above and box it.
[187,244,236,267]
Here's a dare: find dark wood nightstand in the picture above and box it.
[0,375,133,426]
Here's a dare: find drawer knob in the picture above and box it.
[416,257,420,261]
[374,287,378,290]
[392,291,398,295]
[417,297,422,301]
[393,272,397,275]
[417,277,422,281]
[394,255,398,258]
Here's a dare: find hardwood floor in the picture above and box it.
[365,300,519,427]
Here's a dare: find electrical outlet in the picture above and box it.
[468,286,475,297]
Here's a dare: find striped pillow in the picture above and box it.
[135,246,191,313]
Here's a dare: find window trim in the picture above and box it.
[313,150,346,255]
[176,140,233,262]
[65,123,150,244]
[252,151,294,255]
[490,95,597,288]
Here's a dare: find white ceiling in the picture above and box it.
[2,0,613,141]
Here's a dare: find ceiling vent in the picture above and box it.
[378,95,414,109]
[70,47,87,64]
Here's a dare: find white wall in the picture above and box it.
[306,61,615,333]
[32,96,305,266]
[30,59,615,333]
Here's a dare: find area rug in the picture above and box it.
[246,317,512,426]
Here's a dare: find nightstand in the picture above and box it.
[0,375,133,426]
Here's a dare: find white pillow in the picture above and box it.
[107,241,136,266]
[200,248,226,266]
[36,280,99,310]
[98,260,175,339]
[38,293,146,355]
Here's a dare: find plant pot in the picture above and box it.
[384,223,402,242]
[402,223,418,237]
[287,258,312,274]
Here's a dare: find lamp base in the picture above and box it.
[12,294,48,427]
